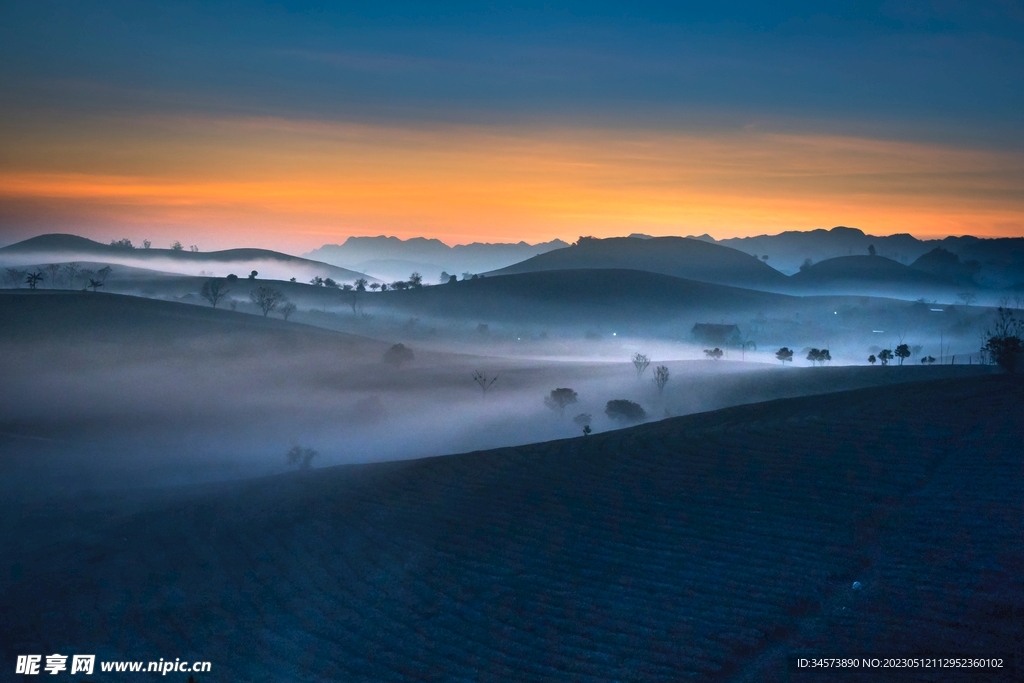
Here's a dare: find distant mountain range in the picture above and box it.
[305,235,569,283]
[0,234,372,283]
[699,226,1024,287]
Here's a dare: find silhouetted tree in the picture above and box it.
[868,244,876,256]
[370,283,381,291]
[286,445,318,470]
[97,266,112,285]
[45,264,61,288]
[605,399,646,423]
[249,286,283,316]
[920,355,936,364]
[143,239,151,249]
[383,343,415,367]
[171,241,184,251]
[189,244,199,252]
[704,348,723,360]
[25,271,44,289]
[226,273,238,282]
[248,270,258,280]
[200,278,229,307]
[408,272,423,288]
[279,302,297,321]
[799,258,813,272]
[776,347,794,364]
[573,413,592,435]
[324,277,338,288]
[310,276,323,286]
[4,268,26,288]
[983,307,1023,373]
[878,349,893,365]
[806,348,831,365]
[894,343,911,365]
[868,354,877,365]
[472,370,498,394]
[544,388,579,415]
[354,278,368,292]
[958,291,977,307]
[439,271,450,283]
[110,238,133,249]
[391,280,409,290]
[87,278,103,291]
[632,353,650,376]
[61,262,80,288]
[653,365,670,393]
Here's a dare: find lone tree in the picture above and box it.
[653,365,670,393]
[249,286,284,316]
[573,413,592,436]
[87,278,103,292]
[957,291,977,307]
[408,272,423,288]
[544,388,579,415]
[632,353,651,376]
[605,399,646,424]
[279,302,297,321]
[383,343,415,367]
[25,271,44,289]
[894,343,911,365]
[200,278,230,308]
[248,270,258,280]
[704,347,723,360]
[983,307,1023,373]
[172,240,184,251]
[472,370,498,394]
[776,347,794,364]
[878,348,894,365]
[354,278,368,292]
[868,354,877,365]
[286,445,318,470]
[45,264,61,288]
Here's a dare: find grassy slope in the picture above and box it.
[1,375,1020,682]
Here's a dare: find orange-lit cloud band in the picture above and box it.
[2,115,1022,251]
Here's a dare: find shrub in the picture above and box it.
[605,399,646,424]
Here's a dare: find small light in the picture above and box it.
[612,332,617,336]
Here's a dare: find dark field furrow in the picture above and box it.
[2,375,1022,682]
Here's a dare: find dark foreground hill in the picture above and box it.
[490,236,789,291]
[2,375,1020,681]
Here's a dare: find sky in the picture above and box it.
[2,1,1024,252]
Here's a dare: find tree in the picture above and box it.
[958,291,977,307]
[704,348,723,360]
[472,370,498,394]
[370,283,381,291]
[171,241,184,251]
[200,278,230,308]
[25,271,44,289]
[544,388,579,415]
[286,445,318,470]
[408,272,423,288]
[61,263,80,288]
[632,353,650,376]
[573,413,592,435]
[354,278,368,292]
[4,268,26,288]
[920,356,936,364]
[226,274,238,282]
[45,264,61,288]
[799,258,813,272]
[653,365,670,393]
[775,347,794,364]
[983,307,1023,373]
[391,280,409,290]
[868,244,876,256]
[249,270,258,280]
[806,348,832,365]
[279,302,297,320]
[605,399,646,424]
[249,286,284,316]
[310,276,323,286]
[110,238,133,249]
[87,278,103,292]
[143,239,151,249]
[324,277,339,288]
[189,245,199,252]
[97,265,112,284]
[868,354,877,365]
[383,343,415,367]
[878,349,894,365]
[894,343,911,365]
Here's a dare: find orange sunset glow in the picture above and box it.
[2,115,1022,251]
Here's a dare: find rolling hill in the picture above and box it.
[0,233,372,283]
[1,374,1019,681]
[788,255,960,298]
[489,236,790,291]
